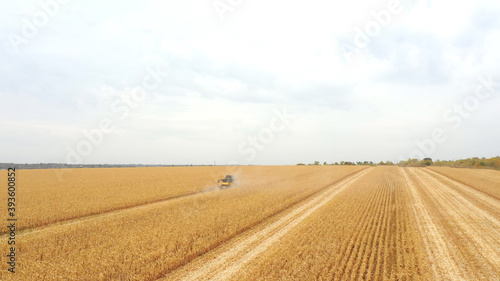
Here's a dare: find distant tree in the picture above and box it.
[313,161,320,165]
[296,163,305,165]
[323,161,327,165]
[378,161,385,165]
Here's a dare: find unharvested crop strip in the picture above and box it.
[3,169,314,238]
[1,188,217,238]
[0,167,319,236]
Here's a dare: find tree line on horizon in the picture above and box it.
[403,156,500,170]
[297,161,389,166]
[299,156,500,170]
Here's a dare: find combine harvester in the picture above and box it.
[218,175,235,189]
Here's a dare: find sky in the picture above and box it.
[1,0,499,165]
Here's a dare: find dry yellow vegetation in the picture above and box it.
[0,165,364,281]
[2,165,498,280]
[426,166,500,199]
[403,168,500,280]
[0,166,312,233]
[0,167,229,232]
[164,166,499,280]
[230,166,426,280]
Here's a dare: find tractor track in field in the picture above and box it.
[160,168,373,281]
[403,167,500,280]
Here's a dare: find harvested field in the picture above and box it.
[1,165,498,280]
[404,168,500,280]
[427,166,500,199]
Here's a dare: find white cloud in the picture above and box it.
[1,0,499,164]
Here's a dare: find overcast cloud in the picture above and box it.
[1,0,499,165]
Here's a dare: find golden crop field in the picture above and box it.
[0,165,345,233]
[225,166,424,280]
[0,165,364,280]
[1,165,499,280]
[0,166,234,233]
[427,166,500,199]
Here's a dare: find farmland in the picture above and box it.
[0,166,238,233]
[427,166,500,199]
[1,165,499,280]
